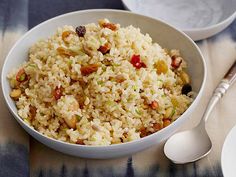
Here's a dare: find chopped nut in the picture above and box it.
[29,105,37,120]
[62,30,76,43]
[98,43,110,54]
[163,118,171,127]
[99,19,117,31]
[103,23,117,31]
[180,71,190,84]
[155,60,168,74]
[123,132,128,138]
[57,47,77,57]
[70,73,79,82]
[115,74,125,83]
[53,86,63,100]
[150,101,159,110]
[98,19,109,26]
[76,139,85,145]
[92,124,100,131]
[80,64,99,76]
[64,115,77,129]
[75,94,85,109]
[102,58,112,66]
[153,123,162,132]
[69,100,79,111]
[10,89,21,99]
[78,78,87,88]
[140,127,148,138]
[140,127,152,138]
[84,96,90,105]
[44,102,52,108]
[82,44,94,57]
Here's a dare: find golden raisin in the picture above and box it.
[115,74,126,83]
[10,89,21,99]
[57,47,77,57]
[62,30,76,43]
[155,60,168,74]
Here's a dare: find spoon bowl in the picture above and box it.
[164,125,212,164]
[164,60,236,164]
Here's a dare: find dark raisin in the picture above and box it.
[181,84,192,95]
[76,26,86,37]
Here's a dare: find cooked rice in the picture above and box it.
[8,19,193,145]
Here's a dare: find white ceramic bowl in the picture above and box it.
[122,0,236,41]
[1,9,206,159]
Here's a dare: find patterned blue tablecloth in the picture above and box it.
[0,0,235,177]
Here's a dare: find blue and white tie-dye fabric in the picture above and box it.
[0,0,29,177]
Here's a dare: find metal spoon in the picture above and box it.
[164,60,236,164]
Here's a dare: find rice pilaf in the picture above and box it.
[8,19,193,145]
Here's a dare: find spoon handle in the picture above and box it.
[202,60,236,123]
[223,60,236,85]
[214,60,236,98]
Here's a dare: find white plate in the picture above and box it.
[221,125,236,177]
[122,0,236,41]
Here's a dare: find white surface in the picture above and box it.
[1,9,206,159]
[122,0,236,41]
[221,125,236,177]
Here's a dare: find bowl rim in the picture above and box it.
[1,9,207,149]
[121,0,236,32]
